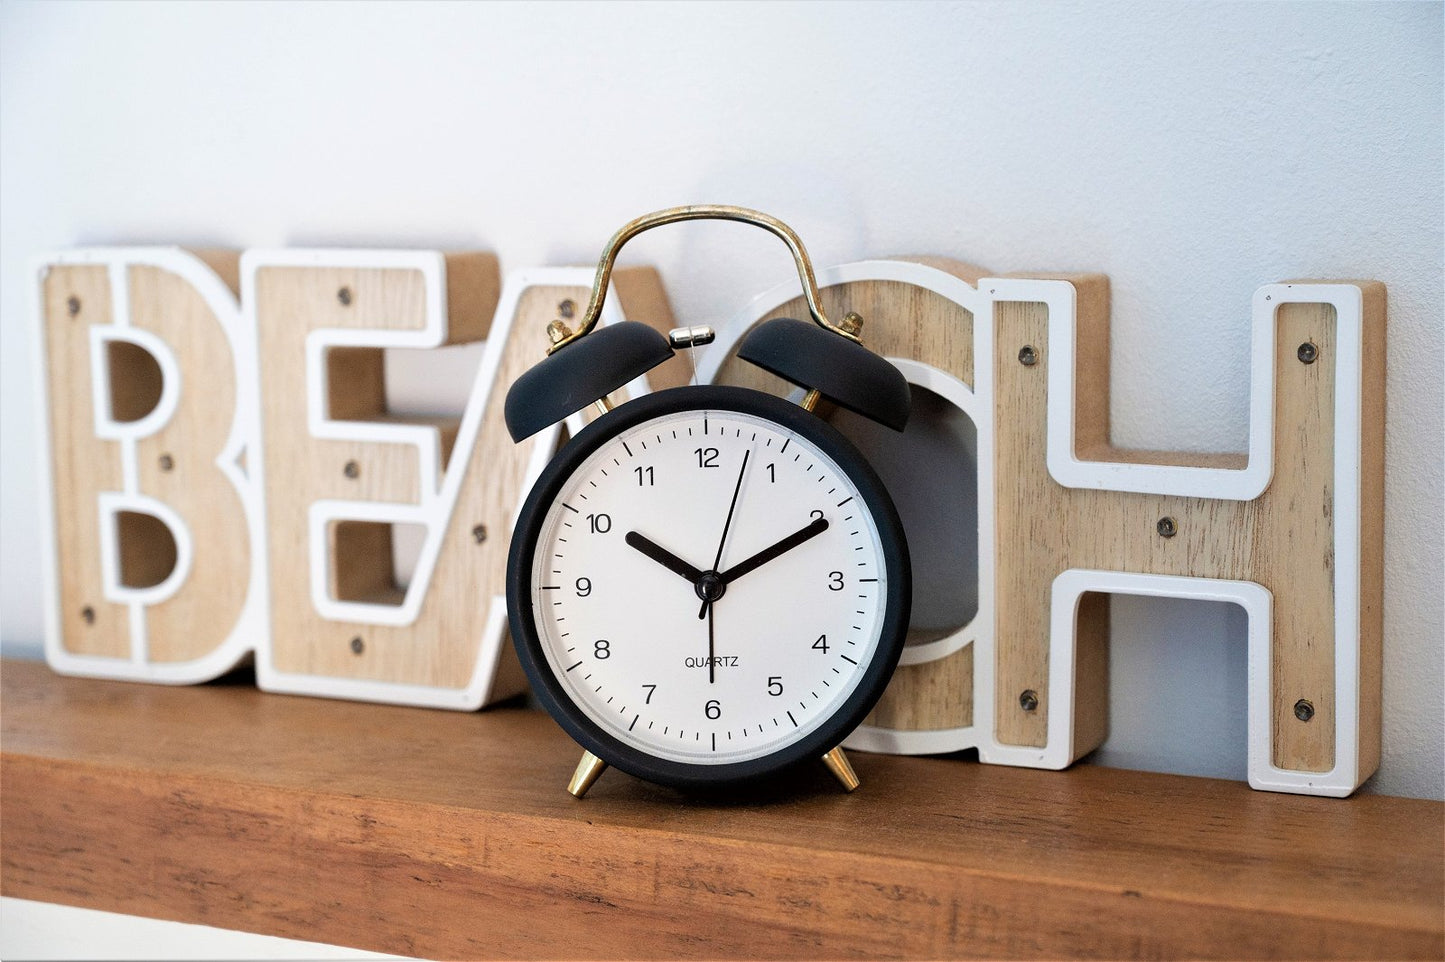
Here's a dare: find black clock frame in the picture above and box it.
[506,385,911,790]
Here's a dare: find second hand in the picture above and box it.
[700,449,751,620]
[701,446,750,684]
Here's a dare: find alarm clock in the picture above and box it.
[504,206,912,796]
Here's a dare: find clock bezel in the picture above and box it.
[506,385,911,790]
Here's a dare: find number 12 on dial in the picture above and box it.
[507,386,910,790]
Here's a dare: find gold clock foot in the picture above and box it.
[567,750,608,798]
[821,746,860,792]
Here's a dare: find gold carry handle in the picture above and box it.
[547,204,860,355]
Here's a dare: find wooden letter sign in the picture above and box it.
[33,250,261,682]
[33,248,674,708]
[33,242,1384,795]
[706,261,1384,796]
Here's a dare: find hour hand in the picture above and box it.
[718,517,829,585]
[625,531,705,583]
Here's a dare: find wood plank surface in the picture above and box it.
[2,660,1439,960]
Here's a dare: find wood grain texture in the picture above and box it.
[873,646,973,731]
[41,266,128,657]
[256,257,497,690]
[711,266,1382,781]
[255,262,674,696]
[712,260,983,734]
[1355,282,1386,781]
[40,258,251,664]
[128,260,251,663]
[2,662,1439,961]
[187,247,242,297]
[992,283,1382,776]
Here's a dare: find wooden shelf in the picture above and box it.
[2,660,1440,959]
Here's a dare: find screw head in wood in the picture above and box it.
[343,460,360,479]
[1157,516,1178,538]
[472,524,488,544]
[1019,689,1039,712]
[66,296,81,317]
[350,636,365,655]
[337,286,353,306]
[81,605,96,625]
[558,299,576,319]
[1297,341,1318,364]
[158,454,174,472]
[1018,345,1038,366]
[1294,699,1315,722]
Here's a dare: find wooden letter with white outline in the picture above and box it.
[35,246,678,710]
[245,255,676,708]
[706,261,1384,796]
[32,249,263,682]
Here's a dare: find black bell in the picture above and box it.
[504,321,674,441]
[737,318,910,431]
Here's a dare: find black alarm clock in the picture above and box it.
[504,206,911,796]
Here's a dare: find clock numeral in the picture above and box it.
[767,676,784,697]
[643,683,657,704]
[827,571,844,590]
[594,639,611,659]
[695,447,719,468]
[704,699,722,720]
[634,465,655,486]
[812,634,829,654]
[575,577,592,597]
[587,512,612,534]
[765,462,776,483]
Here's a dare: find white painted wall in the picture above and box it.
[1,1,1439,803]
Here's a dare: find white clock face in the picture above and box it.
[527,405,892,766]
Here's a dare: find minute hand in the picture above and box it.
[717,517,829,585]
